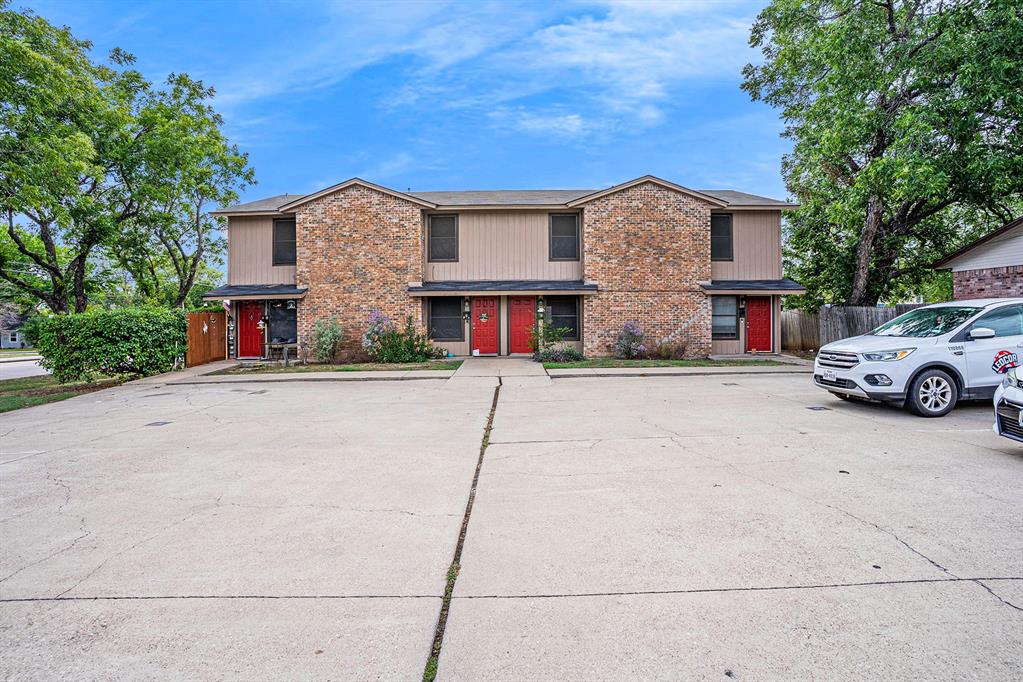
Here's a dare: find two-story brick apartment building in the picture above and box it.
[204,175,803,359]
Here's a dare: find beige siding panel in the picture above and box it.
[711,211,782,280]
[424,211,583,281]
[228,216,296,285]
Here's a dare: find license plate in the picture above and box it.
[823,369,837,382]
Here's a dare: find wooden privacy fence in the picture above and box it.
[782,304,923,351]
[186,310,227,367]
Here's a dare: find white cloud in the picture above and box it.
[212,0,762,141]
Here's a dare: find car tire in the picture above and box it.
[906,368,958,417]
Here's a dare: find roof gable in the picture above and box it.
[934,216,1023,268]
[567,175,729,208]
[277,178,437,211]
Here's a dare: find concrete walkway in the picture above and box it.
[451,357,548,378]
[547,364,813,378]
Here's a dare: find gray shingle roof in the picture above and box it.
[212,194,305,215]
[0,303,27,330]
[409,280,598,293]
[202,284,308,298]
[697,190,795,207]
[215,183,794,213]
[409,189,594,206]
[701,279,806,291]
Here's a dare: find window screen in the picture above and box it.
[973,304,1023,338]
[429,298,464,341]
[549,214,580,261]
[273,219,296,265]
[712,296,739,340]
[267,300,297,344]
[428,215,458,262]
[547,296,579,340]
[711,214,733,261]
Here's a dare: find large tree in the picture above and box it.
[0,4,251,313]
[742,0,1023,306]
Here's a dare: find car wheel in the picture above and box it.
[829,391,855,401]
[906,369,958,417]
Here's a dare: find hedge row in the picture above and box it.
[33,308,187,383]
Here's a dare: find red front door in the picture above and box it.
[471,297,499,355]
[238,301,264,358]
[745,296,772,352]
[509,296,535,354]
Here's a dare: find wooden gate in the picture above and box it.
[186,310,227,367]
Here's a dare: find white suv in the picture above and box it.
[813,298,1023,417]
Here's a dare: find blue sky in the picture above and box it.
[25,0,791,203]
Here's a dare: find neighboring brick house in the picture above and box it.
[934,217,1023,301]
[205,175,803,359]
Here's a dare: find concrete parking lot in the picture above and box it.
[1,370,1020,679]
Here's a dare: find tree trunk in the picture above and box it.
[847,195,885,305]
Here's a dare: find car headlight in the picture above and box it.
[862,348,916,362]
[1004,368,1021,389]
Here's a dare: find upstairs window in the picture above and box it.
[711,214,733,261]
[273,219,296,266]
[428,215,459,262]
[546,296,580,340]
[712,296,739,340]
[429,297,464,341]
[549,214,580,261]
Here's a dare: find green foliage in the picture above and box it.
[0,4,252,313]
[534,346,584,363]
[743,0,1023,305]
[33,307,186,382]
[362,313,442,363]
[310,317,344,363]
[529,320,579,362]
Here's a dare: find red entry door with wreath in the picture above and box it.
[472,297,499,355]
[509,296,535,354]
[237,300,264,358]
[745,296,772,352]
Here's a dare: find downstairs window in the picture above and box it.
[712,296,739,340]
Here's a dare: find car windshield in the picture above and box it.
[870,306,980,338]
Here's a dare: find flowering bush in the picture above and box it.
[613,322,647,359]
[362,311,442,363]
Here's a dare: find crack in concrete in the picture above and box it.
[451,576,1023,600]
[673,438,1023,613]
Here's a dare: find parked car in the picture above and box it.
[993,367,1023,443]
[813,298,1023,417]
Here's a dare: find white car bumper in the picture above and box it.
[813,358,916,403]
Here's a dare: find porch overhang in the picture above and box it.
[699,279,806,296]
[408,280,598,297]
[202,284,308,301]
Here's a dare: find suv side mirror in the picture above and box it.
[969,327,996,340]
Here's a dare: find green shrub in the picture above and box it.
[650,338,689,359]
[529,321,578,362]
[34,307,187,383]
[535,346,584,363]
[362,312,442,363]
[311,317,344,363]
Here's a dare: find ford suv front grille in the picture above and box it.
[817,351,859,369]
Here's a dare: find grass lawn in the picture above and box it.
[0,375,120,414]
[543,358,790,369]
[216,359,464,375]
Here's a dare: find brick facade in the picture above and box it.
[953,265,1023,300]
[294,184,423,358]
[581,182,713,357]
